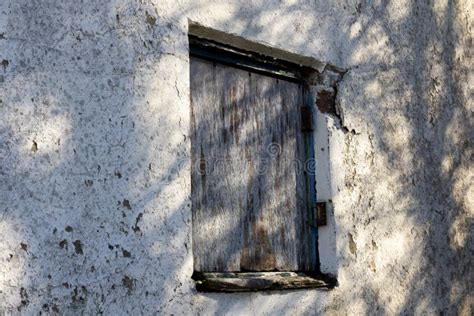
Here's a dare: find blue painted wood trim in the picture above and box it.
[303,87,320,272]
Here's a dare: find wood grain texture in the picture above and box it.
[191,57,311,272]
[193,272,336,292]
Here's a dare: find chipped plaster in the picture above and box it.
[0,0,472,314]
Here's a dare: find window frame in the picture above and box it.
[189,35,336,291]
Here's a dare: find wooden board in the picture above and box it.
[193,272,337,292]
[191,57,312,272]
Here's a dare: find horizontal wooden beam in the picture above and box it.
[189,35,314,82]
[192,272,337,292]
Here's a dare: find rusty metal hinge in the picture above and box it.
[316,202,327,226]
[301,107,313,132]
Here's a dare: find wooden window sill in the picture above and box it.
[193,272,337,292]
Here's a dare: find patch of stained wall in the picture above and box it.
[0,0,472,314]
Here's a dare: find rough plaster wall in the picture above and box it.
[0,0,472,314]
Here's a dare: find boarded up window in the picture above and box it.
[190,37,318,274]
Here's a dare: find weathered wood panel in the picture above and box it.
[193,272,337,292]
[191,57,311,272]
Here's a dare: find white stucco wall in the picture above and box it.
[0,0,472,314]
